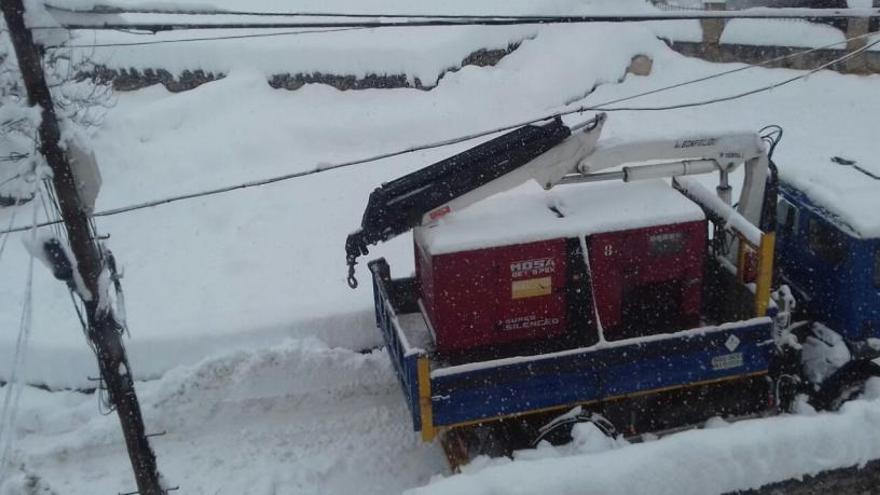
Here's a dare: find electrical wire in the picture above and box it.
[590,38,880,112]
[43,3,528,19]
[760,125,784,158]
[31,9,880,32]
[47,16,877,50]
[0,35,876,235]
[40,5,880,19]
[0,173,23,189]
[563,30,876,112]
[41,2,879,20]
[0,152,29,162]
[46,26,371,49]
[34,182,110,411]
[0,208,17,264]
[0,190,39,480]
[39,179,65,242]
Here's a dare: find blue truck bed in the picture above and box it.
[369,259,775,441]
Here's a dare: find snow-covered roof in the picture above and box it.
[779,157,880,239]
[416,179,706,255]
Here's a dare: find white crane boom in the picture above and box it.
[345,113,772,287]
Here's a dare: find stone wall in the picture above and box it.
[665,39,880,74]
[82,42,520,93]
[655,0,880,74]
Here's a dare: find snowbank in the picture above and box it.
[5,338,880,494]
[1,337,446,494]
[412,383,880,495]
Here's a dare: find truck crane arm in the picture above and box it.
[345,113,771,287]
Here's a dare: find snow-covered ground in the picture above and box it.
[4,339,880,495]
[416,381,880,495]
[4,18,878,388]
[2,0,880,492]
[1,338,447,494]
[2,20,674,389]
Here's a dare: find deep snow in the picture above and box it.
[3,339,880,495]
[0,338,447,494]
[3,19,878,389]
[2,22,672,388]
[413,381,880,495]
[1,0,880,493]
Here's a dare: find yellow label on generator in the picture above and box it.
[511,276,552,299]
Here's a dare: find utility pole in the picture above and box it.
[0,1,165,494]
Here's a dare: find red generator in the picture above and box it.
[413,180,707,358]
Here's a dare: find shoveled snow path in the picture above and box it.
[0,338,446,494]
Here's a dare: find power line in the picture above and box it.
[0,208,17,263]
[44,3,528,19]
[593,38,880,112]
[46,27,370,49]
[51,19,877,50]
[43,4,880,20]
[0,152,29,162]
[0,34,875,235]
[565,30,876,110]
[0,191,38,481]
[32,9,880,32]
[0,174,22,188]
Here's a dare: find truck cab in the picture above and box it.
[776,181,880,341]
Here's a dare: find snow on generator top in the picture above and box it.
[414,180,705,256]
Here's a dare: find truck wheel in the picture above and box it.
[531,410,617,447]
[809,359,880,411]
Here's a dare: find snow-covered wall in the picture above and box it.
[77,26,537,91]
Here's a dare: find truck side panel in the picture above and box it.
[372,263,424,430]
[429,318,771,429]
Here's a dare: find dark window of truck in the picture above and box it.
[874,247,880,288]
[808,216,847,266]
[776,198,799,238]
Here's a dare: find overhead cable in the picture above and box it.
[592,38,880,112]
[44,3,528,19]
[31,8,880,32]
[46,26,369,49]
[0,192,38,480]
[0,208,17,263]
[0,36,876,234]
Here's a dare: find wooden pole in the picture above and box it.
[0,2,164,493]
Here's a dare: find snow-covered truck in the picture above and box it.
[345,114,880,467]
[776,157,880,344]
